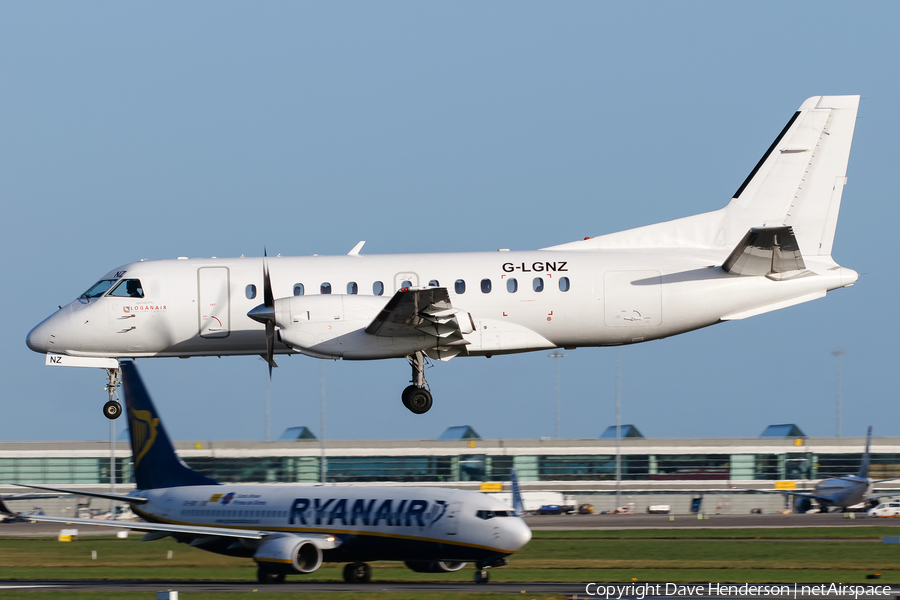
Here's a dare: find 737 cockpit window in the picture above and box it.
[108,279,144,298]
[476,509,511,520]
[81,279,116,299]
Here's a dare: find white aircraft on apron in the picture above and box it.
[28,96,861,417]
[3,362,531,585]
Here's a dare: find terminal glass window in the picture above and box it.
[455,279,466,294]
[108,279,144,298]
[559,277,570,292]
[320,282,332,294]
[653,454,730,480]
[246,284,257,299]
[533,278,544,292]
[81,279,117,299]
[507,278,518,293]
[347,282,358,294]
[373,281,384,296]
[293,283,304,296]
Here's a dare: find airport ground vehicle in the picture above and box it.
[867,501,900,518]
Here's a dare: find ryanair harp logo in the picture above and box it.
[130,409,159,469]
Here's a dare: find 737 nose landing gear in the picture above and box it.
[102,367,122,420]
[401,351,433,414]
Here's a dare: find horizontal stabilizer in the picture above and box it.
[15,484,148,504]
[723,227,805,276]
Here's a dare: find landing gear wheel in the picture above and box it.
[406,388,433,414]
[103,400,122,420]
[256,568,285,584]
[401,385,415,410]
[343,562,371,583]
[474,569,490,584]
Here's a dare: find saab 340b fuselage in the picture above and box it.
[27,96,861,415]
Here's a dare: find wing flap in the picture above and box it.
[365,287,473,341]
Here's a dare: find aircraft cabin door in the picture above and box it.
[445,502,461,535]
[198,267,231,338]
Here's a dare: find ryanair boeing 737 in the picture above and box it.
[27,96,861,417]
[0,362,531,584]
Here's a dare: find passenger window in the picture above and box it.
[455,279,466,294]
[321,282,332,294]
[507,278,518,293]
[81,279,116,299]
[293,283,304,296]
[401,280,412,289]
[533,277,544,292]
[429,280,440,287]
[373,281,384,296]
[246,284,257,299]
[347,282,358,294]
[108,279,145,298]
[559,277,570,292]
[481,279,492,293]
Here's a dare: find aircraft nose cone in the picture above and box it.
[26,318,52,353]
[247,304,275,324]
[508,519,532,550]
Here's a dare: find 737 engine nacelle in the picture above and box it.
[273,294,439,360]
[253,535,324,574]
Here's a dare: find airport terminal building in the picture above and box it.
[2,429,899,516]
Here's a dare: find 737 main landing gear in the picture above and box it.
[342,562,371,583]
[102,366,123,420]
[401,351,433,414]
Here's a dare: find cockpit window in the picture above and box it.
[81,279,117,299]
[476,509,510,520]
[108,279,144,298]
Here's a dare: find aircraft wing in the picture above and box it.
[874,477,900,484]
[365,287,474,359]
[737,488,835,502]
[0,500,340,547]
[13,483,148,505]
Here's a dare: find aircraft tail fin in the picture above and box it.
[510,468,526,517]
[545,96,859,258]
[857,426,873,478]
[121,361,219,490]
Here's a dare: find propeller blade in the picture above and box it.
[262,247,276,378]
[263,247,274,309]
[265,321,276,378]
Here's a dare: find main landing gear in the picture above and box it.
[102,367,123,420]
[401,351,433,414]
[342,561,371,583]
[256,567,285,584]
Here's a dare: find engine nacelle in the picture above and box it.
[254,536,323,574]
[793,497,813,514]
[404,560,467,573]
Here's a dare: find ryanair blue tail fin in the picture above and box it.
[121,361,218,490]
[857,426,873,478]
[510,468,525,517]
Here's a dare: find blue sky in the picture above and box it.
[2,2,897,442]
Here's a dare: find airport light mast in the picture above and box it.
[549,351,566,438]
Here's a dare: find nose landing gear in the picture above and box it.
[401,351,433,414]
[102,366,122,420]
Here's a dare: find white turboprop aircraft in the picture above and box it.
[27,96,860,417]
[1,362,531,584]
